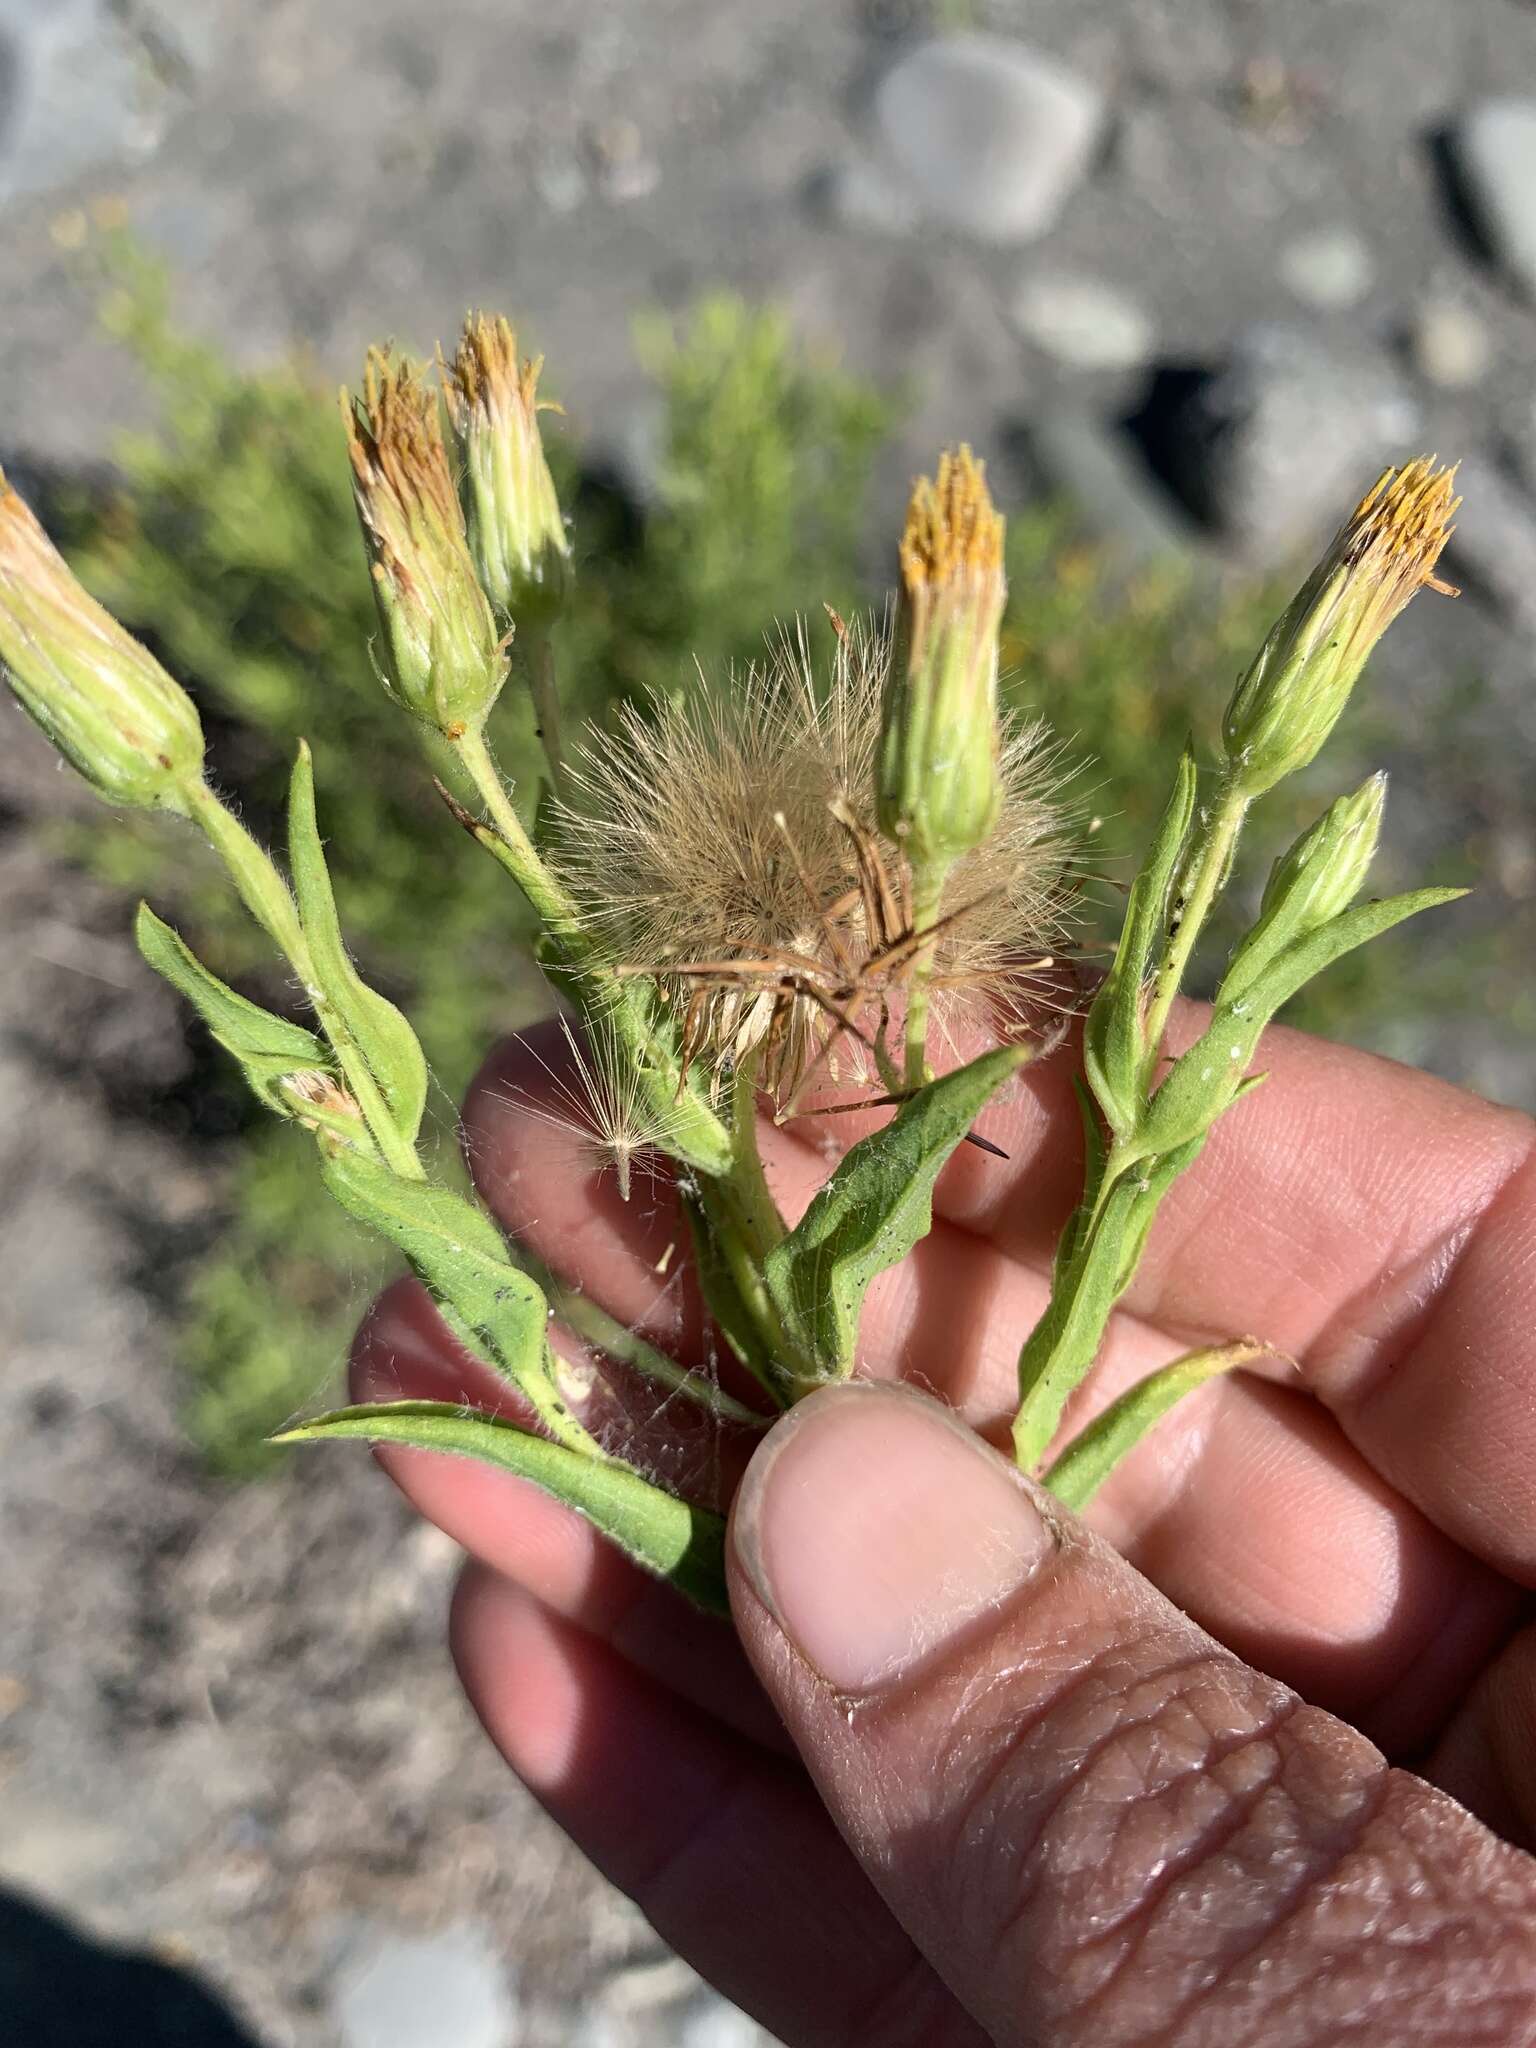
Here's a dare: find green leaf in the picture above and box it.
[288,741,428,1146]
[1226,884,1467,1028]
[1083,745,1198,1138]
[764,1043,1025,1390]
[274,1399,728,1612]
[1140,886,1465,1158]
[319,1146,552,1407]
[135,901,334,1119]
[1042,1338,1273,1510]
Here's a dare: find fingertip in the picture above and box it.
[730,1381,1056,1696]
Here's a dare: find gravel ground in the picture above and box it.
[2,3,1535,2043]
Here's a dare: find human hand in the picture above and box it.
[353,1014,1536,2045]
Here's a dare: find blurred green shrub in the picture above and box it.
[52,251,1496,1472]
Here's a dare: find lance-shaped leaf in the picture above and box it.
[275,1400,728,1613]
[320,1146,551,1406]
[1042,1339,1273,1510]
[1139,885,1465,1159]
[764,1043,1025,1391]
[289,741,428,1147]
[1083,745,1197,1140]
[135,902,336,1121]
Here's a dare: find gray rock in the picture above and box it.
[0,0,174,202]
[1450,97,1536,299]
[875,32,1103,244]
[1155,324,1419,565]
[1009,271,1154,371]
[1409,296,1493,388]
[331,1922,518,2048]
[1441,451,1536,636]
[1278,226,1375,310]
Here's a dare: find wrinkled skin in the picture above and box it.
[353,1008,1536,2046]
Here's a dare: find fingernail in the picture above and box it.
[732,1382,1056,1693]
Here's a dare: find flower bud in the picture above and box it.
[879,445,1005,869]
[343,349,505,736]
[1221,772,1387,1005]
[1223,459,1458,800]
[440,313,571,628]
[0,470,205,811]
[279,1069,369,1146]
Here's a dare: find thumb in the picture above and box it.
[727,1382,1536,2048]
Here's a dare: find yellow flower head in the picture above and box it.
[879,445,1007,869]
[343,348,504,735]
[440,312,571,628]
[1224,458,1459,797]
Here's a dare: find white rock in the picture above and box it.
[1009,272,1154,370]
[875,32,1103,245]
[1410,298,1493,389]
[1451,98,1536,300]
[1278,226,1374,310]
[332,1923,517,2048]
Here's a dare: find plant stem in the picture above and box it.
[188,782,424,1182]
[903,859,950,1090]
[451,722,587,950]
[525,627,566,797]
[502,1240,770,1430]
[187,779,308,964]
[1013,772,1251,1473]
[1138,773,1248,1091]
[1012,1152,1139,1470]
[725,1056,787,1261]
[686,1055,821,1404]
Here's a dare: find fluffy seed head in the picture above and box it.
[551,618,1075,1112]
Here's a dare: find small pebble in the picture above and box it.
[1009,272,1154,372]
[1410,298,1493,389]
[1278,226,1374,310]
[331,1923,516,2048]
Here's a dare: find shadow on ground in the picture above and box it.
[0,1887,261,2047]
